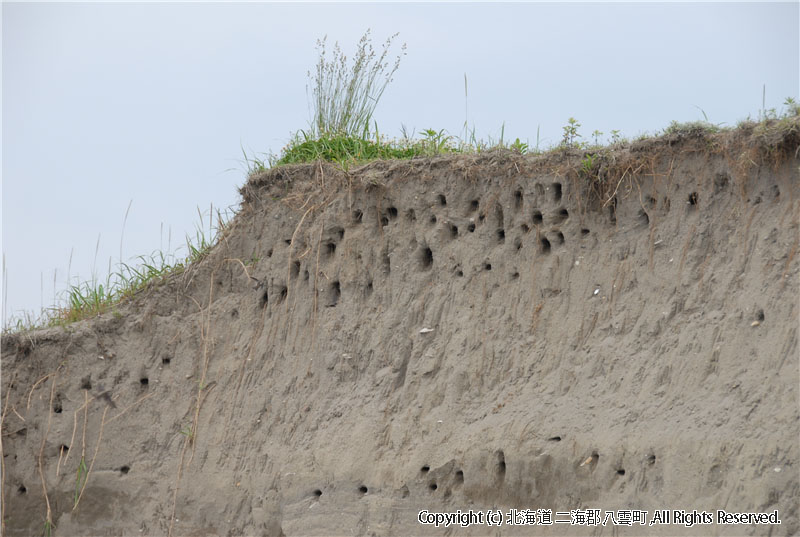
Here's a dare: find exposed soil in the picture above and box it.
[2,121,799,536]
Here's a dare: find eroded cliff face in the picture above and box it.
[3,123,799,536]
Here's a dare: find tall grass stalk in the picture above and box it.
[308,29,406,138]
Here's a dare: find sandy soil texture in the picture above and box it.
[2,121,799,536]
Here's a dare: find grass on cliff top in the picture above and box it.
[246,99,800,174]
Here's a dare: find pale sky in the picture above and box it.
[2,1,799,327]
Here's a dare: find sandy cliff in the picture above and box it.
[3,120,799,536]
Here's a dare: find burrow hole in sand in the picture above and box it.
[449,224,458,238]
[387,207,398,219]
[484,263,492,271]
[455,470,464,484]
[638,209,650,226]
[467,222,476,233]
[352,209,363,224]
[540,237,551,254]
[514,238,522,251]
[532,210,543,225]
[313,489,322,497]
[405,208,416,222]
[17,485,26,495]
[497,229,505,244]
[359,485,368,495]
[581,229,590,236]
[58,444,69,456]
[80,376,92,390]
[647,454,656,466]
[276,286,287,304]
[53,396,63,414]
[555,231,565,245]
[140,377,149,388]
[437,194,447,206]
[420,465,430,473]
[497,450,506,478]
[514,189,523,210]
[291,260,301,279]
[552,183,562,203]
[547,436,561,442]
[429,215,437,225]
[429,482,438,491]
[511,271,520,280]
[162,357,171,365]
[327,281,341,307]
[617,469,626,476]
[468,199,479,213]
[688,192,699,208]
[419,247,433,270]
[325,242,336,258]
[554,207,569,224]
[120,465,130,475]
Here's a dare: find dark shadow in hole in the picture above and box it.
[581,228,590,236]
[554,208,569,224]
[326,242,337,257]
[555,231,565,245]
[405,208,416,221]
[17,485,27,495]
[120,465,130,475]
[429,215,437,224]
[484,263,492,271]
[514,190,523,209]
[58,444,69,455]
[511,272,520,280]
[162,357,171,365]
[438,194,447,206]
[532,210,543,225]
[420,247,433,270]
[617,469,626,476]
[53,397,63,414]
[497,229,505,243]
[359,485,368,494]
[387,207,398,219]
[277,286,287,304]
[327,281,341,307]
[497,450,506,478]
[140,378,149,387]
[421,465,430,473]
[291,260,301,279]
[313,489,322,497]
[450,224,458,238]
[380,216,389,227]
[757,309,765,322]
[688,192,698,207]
[267,248,273,258]
[548,436,562,441]
[638,209,650,226]
[303,270,310,281]
[540,237,551,253]
[284,239,291,245]
[469,199,479,212]
[366,280,373,295]
[260,290,268,308]
[80,377,92,391]
[514,238,522,251]
[521,223,530,233]
[429,482,438,491]
[456,269,464,277]
[552,183,562,203]
[352,210,363,223]
[478,214,485,222]
[467,223,476,232]
[455,470,464,484]
[647,454,656,465]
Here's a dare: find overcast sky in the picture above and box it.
[2,1,798,327]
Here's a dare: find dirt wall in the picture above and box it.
[2,123,799,536]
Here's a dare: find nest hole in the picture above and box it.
[327,281,341,307]
[511,272,520,280]
[80,377,92,391]
[420,465,430,473]
[429,482,438,491]
[469,199,479,212]
[17,485,26,495]
[540,238,551,254]
[581,228,590,236]
[313,489,322,497]
[467,223,476,233]
[484,263,492,271]
[352,209,363,223]
[548,436,562,442]
[514,238,522,251]
[387,207,398,219]
[53,398,63,414]
[405,208,416,222]
[638,209,650,226]
[325,242,336,257]
[497,451,506,477]
[532,210,543,225]
[688,192,698,207]
[455,470,464,484]
[617,469,626,476]
[140,377,149,387]
[449,224,458,238]
[58,444,69,455]
[429,215,437,225]
[120,465,130,475]
[555,231,565,245]
[358,485,368,494]
[162,357,171,365]
[291,260,301,279]
[514,189,523,209]
[437,194,447,206]
[380,216,389,227]
[757,309,765,322]
[554,207,569,223]
[419,247,433,270]
[496,229,505,243]
[456,269,464,277]
[647,454,656,465]
[521,223,530,233]
[552,183,562,202]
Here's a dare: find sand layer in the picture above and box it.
[3,122,799,536]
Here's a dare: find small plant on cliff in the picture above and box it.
[561,117,583,148]
[308,29,406,138]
